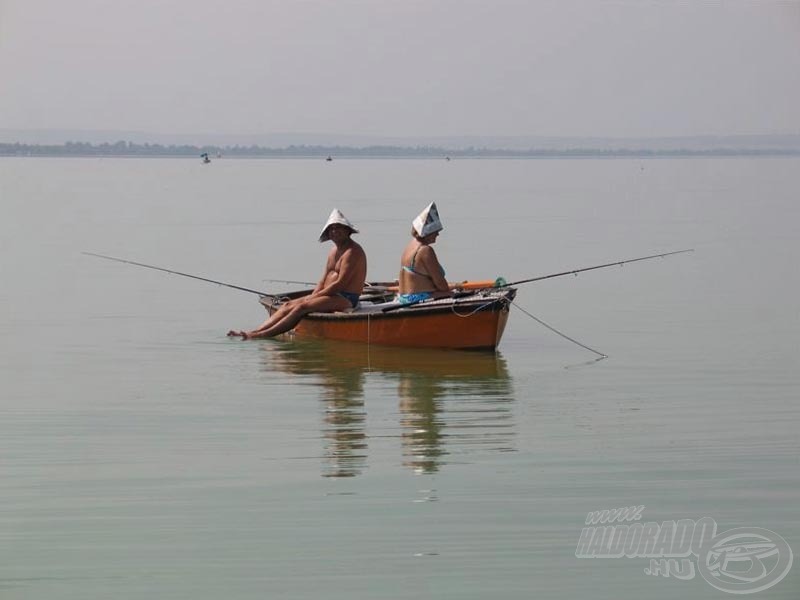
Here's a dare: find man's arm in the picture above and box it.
[311,251,336,294]
[316,247,363,296]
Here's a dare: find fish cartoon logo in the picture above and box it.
[698,527,793,594]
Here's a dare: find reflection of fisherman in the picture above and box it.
[263,339,368,478]
[398,372,446,474]
[322,392,367,478]
[396,350,515,474]
[312,344,368,479]
[228,209,367,339]
[260,339,514,478]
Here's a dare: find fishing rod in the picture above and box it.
[383,249,693,312]
[264,278,386,289]
[264,278,316,286]
[500,249,694,288]
[83,252,276,297]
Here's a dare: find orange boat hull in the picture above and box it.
[292,307,510,349]
[261,289,515,350]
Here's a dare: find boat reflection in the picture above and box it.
[262,339,515,477]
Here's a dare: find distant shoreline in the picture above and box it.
[1,141,799,158]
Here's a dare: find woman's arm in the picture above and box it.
[419,246,450,292]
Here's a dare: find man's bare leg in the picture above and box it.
[245,294,350,339]
[227,299,299,337]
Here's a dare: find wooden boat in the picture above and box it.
[259,283,516,350]
[85,249,690,353]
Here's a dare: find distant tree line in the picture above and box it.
[1,140,798,158]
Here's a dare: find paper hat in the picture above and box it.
[319,208,359,242]
[412,202,443,237]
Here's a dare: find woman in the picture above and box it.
[397,202,455,304]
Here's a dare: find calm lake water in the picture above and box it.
[0,157,798,599]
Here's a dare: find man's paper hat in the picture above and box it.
[319,208,359,242]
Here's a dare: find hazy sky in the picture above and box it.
[1,0,798,138]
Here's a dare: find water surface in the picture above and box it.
[0,157,797,598]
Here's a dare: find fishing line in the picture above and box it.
[511,300,608,359]
[366,312,372,372]
[450,298,497,317]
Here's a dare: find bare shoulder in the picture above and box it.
[417,244,437,260]
[346,240,367,259]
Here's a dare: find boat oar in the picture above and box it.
[83,252,276,298]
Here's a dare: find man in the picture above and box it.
[227,209,367,339]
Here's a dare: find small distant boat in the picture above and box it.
[260,283,516,350]
[326,155,333,162]
[201,152,211,164]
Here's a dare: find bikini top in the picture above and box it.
[402,245,445,280]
